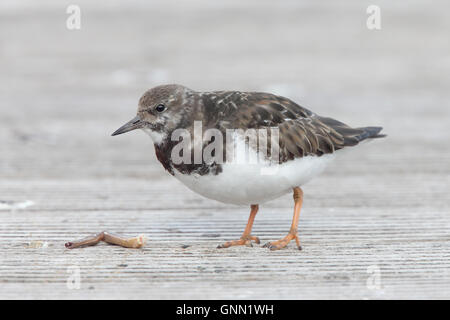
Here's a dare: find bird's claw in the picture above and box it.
[263,233,301,251]
[217,235,260,249]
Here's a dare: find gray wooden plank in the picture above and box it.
[1,0,449,299]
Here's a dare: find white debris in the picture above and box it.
[0,200,35,210]
[26,241,49,249]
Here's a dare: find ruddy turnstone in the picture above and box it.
[65,84,384,250]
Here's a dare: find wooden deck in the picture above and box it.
[1,1,449,299]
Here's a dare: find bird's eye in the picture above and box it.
[155,104,166,112]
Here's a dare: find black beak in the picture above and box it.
[111,115,143,136]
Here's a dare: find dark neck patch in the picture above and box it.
[154,139,223,176]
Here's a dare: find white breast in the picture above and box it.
[173,154,335,206]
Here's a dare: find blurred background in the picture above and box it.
[0,0,449,299]
[1,0,448,181]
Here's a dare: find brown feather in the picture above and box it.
[198,91,384,164]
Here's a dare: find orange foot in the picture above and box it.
[217,235,260,248]
[263,232,302,251]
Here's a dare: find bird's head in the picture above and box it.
[112,84,193,143]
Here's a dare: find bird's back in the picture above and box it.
[199,91,384,162]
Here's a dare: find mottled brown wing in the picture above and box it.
[202,91,382,162]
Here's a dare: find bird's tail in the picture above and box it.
[317,116,386,147]
[318,116,386,147]
[338,126,385,146]
[356,126,386,140]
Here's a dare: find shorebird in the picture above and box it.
[65,84,384,250]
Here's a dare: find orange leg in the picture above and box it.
[263,187,303,251]
[65,231,146,249]
[217,204,260,248]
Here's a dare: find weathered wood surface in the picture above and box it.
[1,0,449,299]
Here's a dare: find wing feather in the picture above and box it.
[201,91,383,163]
